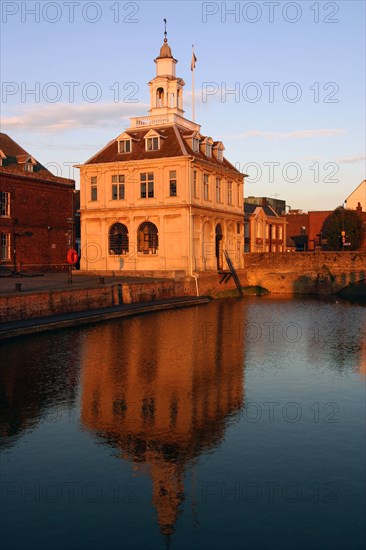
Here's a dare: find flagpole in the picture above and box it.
[192,44,195,123]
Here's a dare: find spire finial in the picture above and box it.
[163,18,167,42]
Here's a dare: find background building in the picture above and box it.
[244,202,286,253]
[245,196,287,216]
[0,133,75,272]
[345,180,366,211]
[286,210,332,251]
[78,36,244,274]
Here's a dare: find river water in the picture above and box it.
[1,296,365,550]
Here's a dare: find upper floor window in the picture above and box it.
[237,183,241,206]
[118,140,131,153]
[91,176,97,201]
[24,163,33,172]
[112,175,125,200]
[146,137,159,151]
[140,173,154,198]
[0,192,10,217]
[215,178,221,202]
[169,171,177,197]
[193,170,198,198]
[205,143,212,157]
[217,149,223,162]
[227,181,233,205]
[203,174,209,200]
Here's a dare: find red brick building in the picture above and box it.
[0,133,75,272]
[287,208,366,251]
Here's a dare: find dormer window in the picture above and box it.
[118,140,131,153]
[0,150,5,167]
[201,137,213,158]
[213,141,225,161]
[192,137,200,153]
[146,136,159,151]
[17,154,36,171]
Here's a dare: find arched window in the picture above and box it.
[138,222,158,254]
[109,223,129,255]
[156,87,164,108]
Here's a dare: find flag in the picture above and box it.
[191,50,197,71]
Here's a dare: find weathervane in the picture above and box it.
[163,18,167,42]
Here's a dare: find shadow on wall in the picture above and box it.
[338,276,366,297]
[292,270,366,295]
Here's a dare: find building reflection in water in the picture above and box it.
[80,301,246,537]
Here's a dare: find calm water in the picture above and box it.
[1,296,365,550]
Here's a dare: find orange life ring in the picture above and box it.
[67,249,78,265]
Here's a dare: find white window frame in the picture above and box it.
[215,178,221,203]
[90,176,98,201]
[118,140,131,153]
[140,173,154,198]
[0,192,10,217]
[112,175,125,200]
[193,170,198,198]
[227,181,233,205]
[192,138,200,153]
[146,137,160,151]
[169,170,177,197]
[203,174,209,200]
[205,143,212,157]
[1,232,10,260]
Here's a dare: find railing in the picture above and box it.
[129,113,200,131]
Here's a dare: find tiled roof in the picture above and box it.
[263,205,279,217]
[0,132,74,185]
[244,203,257,214]
[85,125,241,176]
[244,202,280,218]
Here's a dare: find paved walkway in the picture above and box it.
[0,296,210,340]
[0,272,168,295]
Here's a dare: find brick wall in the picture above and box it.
[0,172,74,271]
[0,280,188,322]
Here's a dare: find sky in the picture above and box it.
[1,0,365,210]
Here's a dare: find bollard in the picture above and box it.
[15,283,22,292]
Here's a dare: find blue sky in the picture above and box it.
[1,0,365,210]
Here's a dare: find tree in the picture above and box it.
[322,206,365,251]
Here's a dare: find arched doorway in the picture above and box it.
[215,223,223,270]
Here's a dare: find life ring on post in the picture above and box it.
[67,249,78,265]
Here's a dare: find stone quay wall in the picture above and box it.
[243,251,366,294]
